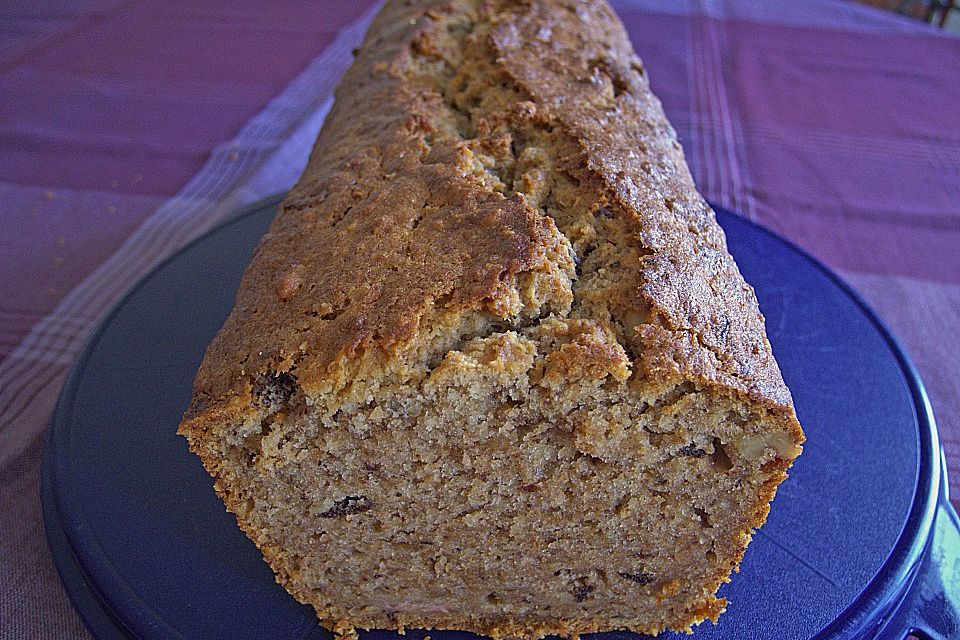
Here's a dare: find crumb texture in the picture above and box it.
[179,1,804,638]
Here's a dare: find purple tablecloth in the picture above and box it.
[1,1,958,637]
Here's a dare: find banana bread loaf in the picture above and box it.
[179,0,804,637]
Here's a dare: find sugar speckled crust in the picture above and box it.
[179,1,804,637]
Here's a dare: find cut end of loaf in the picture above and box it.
[180,317,801,639]
[178,0,804,637]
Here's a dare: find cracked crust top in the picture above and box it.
[181,0,799,444]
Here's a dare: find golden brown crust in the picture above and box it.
[179,1,804,637]
[185,171,569,419]
[183,0,797,430]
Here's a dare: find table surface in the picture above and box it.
[1,1,958,638]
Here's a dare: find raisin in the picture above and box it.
[253,371,298,409]
[619,571,654,585]
[572,584,595,602]
[319,495,373,518]
[679,443,706,458]
[716,315,731,343]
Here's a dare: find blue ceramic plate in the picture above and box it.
[42,196,960,640]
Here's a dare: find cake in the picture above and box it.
[178,0,805,637]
